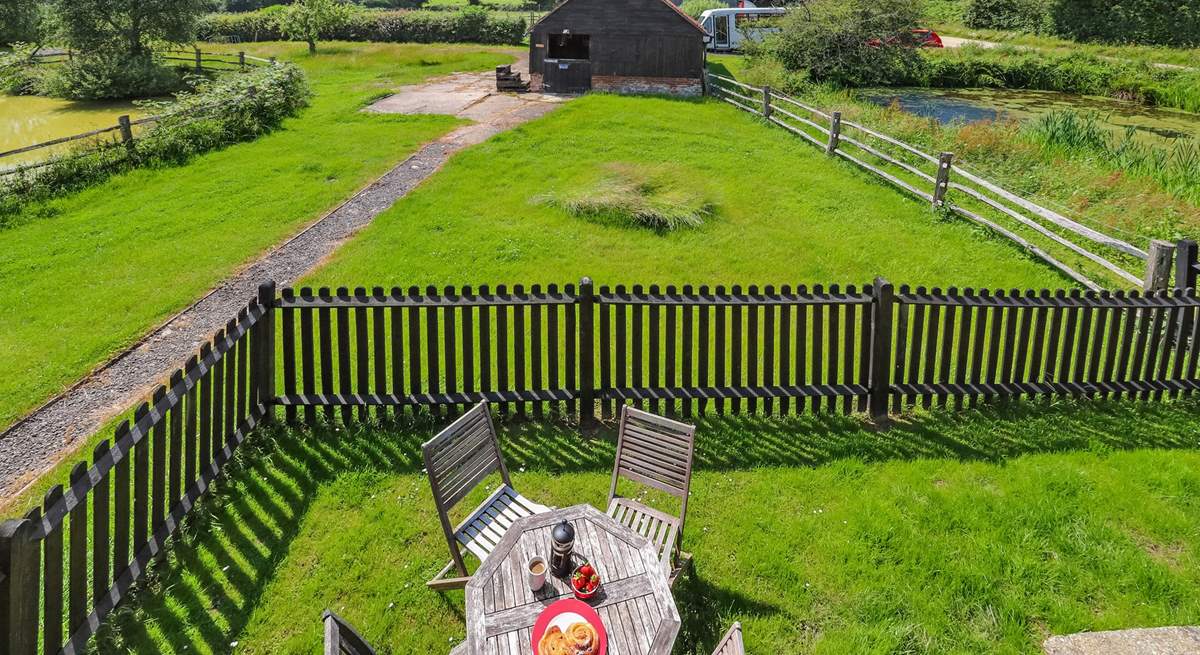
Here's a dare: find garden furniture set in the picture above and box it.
[323,401,747,654]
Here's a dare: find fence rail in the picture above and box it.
[705,73,1156,291]
[0,284,275,655]
[5,262,1200,652]
[2,49,276,175]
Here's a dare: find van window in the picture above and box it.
[713,15,729,45]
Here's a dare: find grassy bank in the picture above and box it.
[0,42,516,433]
[91,398,1200,653]
[934,24,1200,69]
[917,46,1200,114]
[716,55,1200,250]
[303,93,1065,288]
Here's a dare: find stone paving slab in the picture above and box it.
[1044,627,1200,654]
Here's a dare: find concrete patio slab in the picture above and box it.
[1044,627,1200,654]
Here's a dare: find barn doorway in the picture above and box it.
[543,33,592,93]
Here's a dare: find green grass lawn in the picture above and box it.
[303,93,1067,289]
[96,398,1200,653]
[0,42,517,433]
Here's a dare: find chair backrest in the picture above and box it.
[609,405,696,515]
[323,610,376,655]
[712,622,744,655]
[422,402,511,516]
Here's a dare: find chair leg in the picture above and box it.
[668,551,693,589]
[428,559,473,591]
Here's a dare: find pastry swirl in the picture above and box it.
[538,622,600,655]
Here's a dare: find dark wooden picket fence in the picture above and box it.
[5,254,1200,653]
[0,285,274,655]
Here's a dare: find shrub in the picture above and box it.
[1052,0,1200,47]
[763,0,926,87]
[37,53,187,100]
[679,0,726,20]
[0,62,310,222]
[962,0,1052,33]
[197,6,526,44]
[0,46,42,95]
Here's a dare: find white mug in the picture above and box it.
[528,556,548,591]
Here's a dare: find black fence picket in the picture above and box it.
[6,271,1200,655]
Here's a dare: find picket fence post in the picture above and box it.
[869,277,894,423]
[0,518,38,655]
[578,278,596,429]
[255,281,277,423]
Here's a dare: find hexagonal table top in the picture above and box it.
[465,504,681,655]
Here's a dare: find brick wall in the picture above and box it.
[527,73,703,97]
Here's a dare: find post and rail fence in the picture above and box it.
[1,50,276,178]
[5,263,1200,653]
[705,72,1167,293]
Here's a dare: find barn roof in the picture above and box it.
[533,0,708,34]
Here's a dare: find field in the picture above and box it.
[4,36,1200,655]
[0,42,517,432]
[96,399,1200,653]
[304,93,1066,289]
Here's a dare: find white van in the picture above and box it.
[699,7,787,52]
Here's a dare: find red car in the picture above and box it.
[867,29,944,48]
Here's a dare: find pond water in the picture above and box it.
[860,87,1200,146]
[0,94,143,166]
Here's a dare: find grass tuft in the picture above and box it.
[537,163,714,232]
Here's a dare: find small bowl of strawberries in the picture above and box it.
[571,562,602,601]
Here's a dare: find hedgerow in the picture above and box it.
[0,62,310,224]
[198,7,526,45]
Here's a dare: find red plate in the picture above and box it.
[531,598,607,655]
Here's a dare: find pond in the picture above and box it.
[0,94,143,166]
[860,87,1200,146]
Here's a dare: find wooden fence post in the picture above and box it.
[869,277,894,424]
[255,281,277,423]
[0,519,39,655]
[932,152,953,207]
[239,51,246,71]
[578,277,596,429]
[194,47,203,73]
[1144,240,1175,292]
[118,115,134,152]
[826,111,841,155]
[269,56,277,66]
[762,85,772,119]
[1176,239,1198,292]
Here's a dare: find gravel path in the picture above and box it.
[0,67,562,501]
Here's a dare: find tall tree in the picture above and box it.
[0,0,44,46]
[50,0,212,58]
[278,0,353,53]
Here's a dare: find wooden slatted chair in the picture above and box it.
[323,610,376,655]
[712,622,745,655]
[607,405,696,587]
[423,401,550,590]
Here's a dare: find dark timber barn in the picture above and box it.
[528,0,708,95]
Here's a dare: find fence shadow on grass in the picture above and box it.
[92,396,1200,652]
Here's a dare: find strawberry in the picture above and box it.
[590,573,600,584]
[579,564,595,578]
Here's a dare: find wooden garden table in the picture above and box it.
[464,504,681,655]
